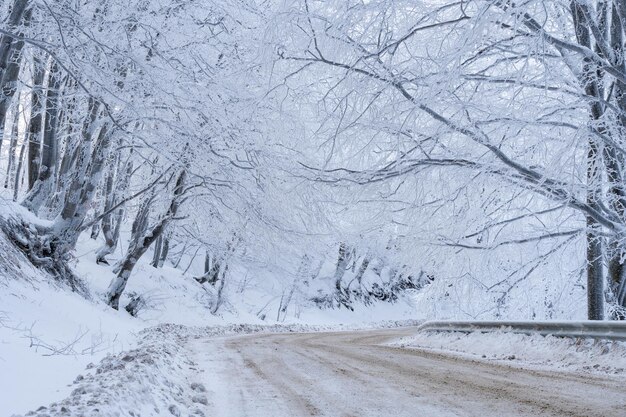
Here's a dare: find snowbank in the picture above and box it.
[393,330,626,377]
[0,279,143,415]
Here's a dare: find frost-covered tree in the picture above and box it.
[0,0,285,306]
[267,0,626,319]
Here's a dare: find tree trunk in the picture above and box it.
[278,255,311,320]
[571,2,606,320]
[26,56,44,191]
[90,221,100,240]
[333,242,350,307]
[4,106,19,188]
[204,250,210,274]
[104,155,131,260]
[95,164,117,264]
[1,100,112,292]
[106,170,186,310]
[12,137,26,201]
[211,263,228,314]
[195,252,218,284]
[0,1,30,143]
[604,3,626,318]
[150,235,162,267]
[158,237,169,267]
[22,61,62,213]
[354,256,370,285]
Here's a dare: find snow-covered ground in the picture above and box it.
[6,324,325,417]
[0,230,422,415]
[10,325,626,417]
[1,279,140,415]
[392,330,626,377]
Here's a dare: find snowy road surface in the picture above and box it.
[191,327,626,417]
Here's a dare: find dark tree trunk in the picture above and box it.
[106,170,186,310]
[158,237,169,267]
[195,254,220,284]
[604,4,626,319]
[571,2,606,320]
[204,250,210,274]
[333,242,351,308]
[150,235,162,267]
[354,257,370,285]
[26,57,44,191]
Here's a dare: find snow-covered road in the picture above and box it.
[191,327,626,417]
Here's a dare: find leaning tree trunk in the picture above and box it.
[355,256,370,284]
[95,154,131,264]
[96,166,117,263]
[209,233,242,314]
[110,189,152,273]
[352,255,370,298]
[50,78,78,206]
[106,170,186,310]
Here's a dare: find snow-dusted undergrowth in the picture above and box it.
[393,331,626,377]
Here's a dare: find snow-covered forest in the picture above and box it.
[3,0,626,415]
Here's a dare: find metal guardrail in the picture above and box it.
[416,320,626,341]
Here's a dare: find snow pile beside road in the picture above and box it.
[394,330,626,376]
[12,322,420,417]
[1,278,144,415]
[12,324,200,417]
